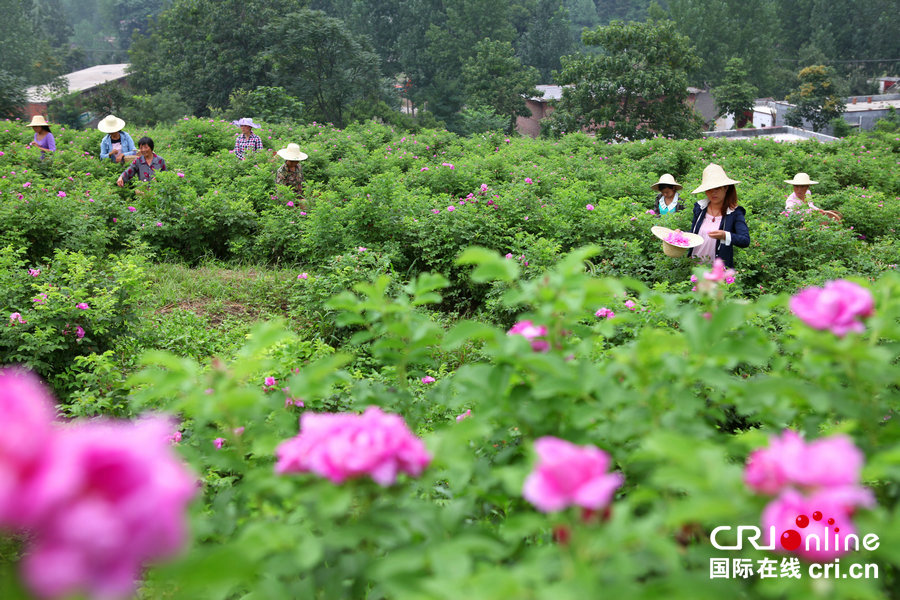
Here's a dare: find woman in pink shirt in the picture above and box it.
[687,164,750,268]
[784,172,841,220]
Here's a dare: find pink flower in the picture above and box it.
[761,487,874,561]
[168,431,182,444]
[358,247,367,252]
[586,204,594,211]
[287,201,294,207]
[523,437,623,513]
[264,377,277,387]
[480,183,488,193]
[15,415,196,600]
[595,307,615,319]
[745,431,866,494]
[703,258,736,283]
[624,300,636,311]
[233,427,245,436]
[508,320,549,352]
[447,205,455,212]
[214,437,225,449]
[275,406,431,486]
[76,303,89,310]
[525,177,533,184]
[112,218,117,223]
[0,369,57,528]
[298,273,308,279]
[57,191,66,198]
[33,293,47,304]
[646,209,656,215]
[664,231,691,247]
[9,312,26,325]
[23,182,31,188]
[177,172,184,178]
[75,326,85,339]
[299,211,307,216]
[431,208,440,214]
[421,376,436,384]
[789,280,874,336]
[127,206,136,212]
[420,167,429,171]
[28,269,40,277]
[456,409,471,422]
[505,253,513,259]
[690,274,698,283]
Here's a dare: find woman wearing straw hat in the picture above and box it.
[98,115,136,163]
[687,163,750,268]
[27,116,55,158]
[784,172,841,220]
[232,117,263,159]
[650,173,684,215]
[275,143,308,204]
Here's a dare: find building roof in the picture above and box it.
[26,63,129,103]
[702,126,838,143]
[529,85,565,102]
[844,97,900,112]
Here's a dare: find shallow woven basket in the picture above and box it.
[662,241,688,257]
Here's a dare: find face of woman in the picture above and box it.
[793,185,809,199]
[704,185,727,205]
[659,185,675,200]
[285,160,298,170]
[31,126,41,134]
[241,125,252,136]
[139,144,153,159]
[110,131,121,141]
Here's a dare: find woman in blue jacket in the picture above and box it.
[687,164,750,268]
[98,115,136,163]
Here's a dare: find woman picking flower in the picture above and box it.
[687,163,750,268]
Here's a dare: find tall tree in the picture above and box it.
[518,0,574,82]
[462,39,540,133]
[128,0,296,114]
[548,20,704,140]
[711,58,758,128]
[667,0,781,96]
[264,9,382,127]
[785,65,845,133]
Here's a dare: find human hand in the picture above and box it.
[708,230,726,240]
[116,177,124,187]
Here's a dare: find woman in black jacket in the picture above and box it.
[687,164,750,268]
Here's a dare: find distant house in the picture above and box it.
[703,125,838,143]
[25,63,130,119]
[756,94,900,134]
[874,77,899,94]
[516,85,563,138]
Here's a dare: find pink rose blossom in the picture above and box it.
[523,437,623,513]
[789,280,874,336]
[57,191,66,198]
[456,409,472,422]
[525,178,533,184]
[177,172,184,178]
[29,269,40,277]
[264,377,277,387]
[761,487,874,561]
[275,406,431,486]
[624,300,636,310]
[586,204,594,211]
[287,201,294,207]
[508,320,550,352]
[421,376,436,384]
[214,438,225,449]
[358,247,367,252]
[233,427,245,436]
[447,205,455,212]
[298,273,308,279]
[168,431,182,444]
[76,303,89,310]
[690,274,698,283]
[505,253,513,259]
[595,307,615,319]
[75,326,85,339]
[9,312,26,324]
[703,258,736,283]
[431,208,440,214]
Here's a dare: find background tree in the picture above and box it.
[0,71,27,119]
[264,10,382,127]
[785,64,846,132]
[548,19,704,140]
[711,58,758,128]
[517,0,574,82]
[462,40,540,134]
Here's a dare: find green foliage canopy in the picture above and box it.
[785,65,846,133]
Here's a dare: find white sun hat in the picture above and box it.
[691,163,740,194]
[784,172,818,185]
[97,115,126,133]
[276,143,308,161]
[650,173,683,191]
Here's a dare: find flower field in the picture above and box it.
[1,117,900,599]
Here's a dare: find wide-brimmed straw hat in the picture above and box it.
[691,163,740,194]
[651,226,704,257]
[650,173,683,192]
[277,143,308,162]
[784,172,818,186]
[97,115,126,133]
[232,117,260,129]
[27,115,50,127]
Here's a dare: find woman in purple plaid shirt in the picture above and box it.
[232,118,263,159]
